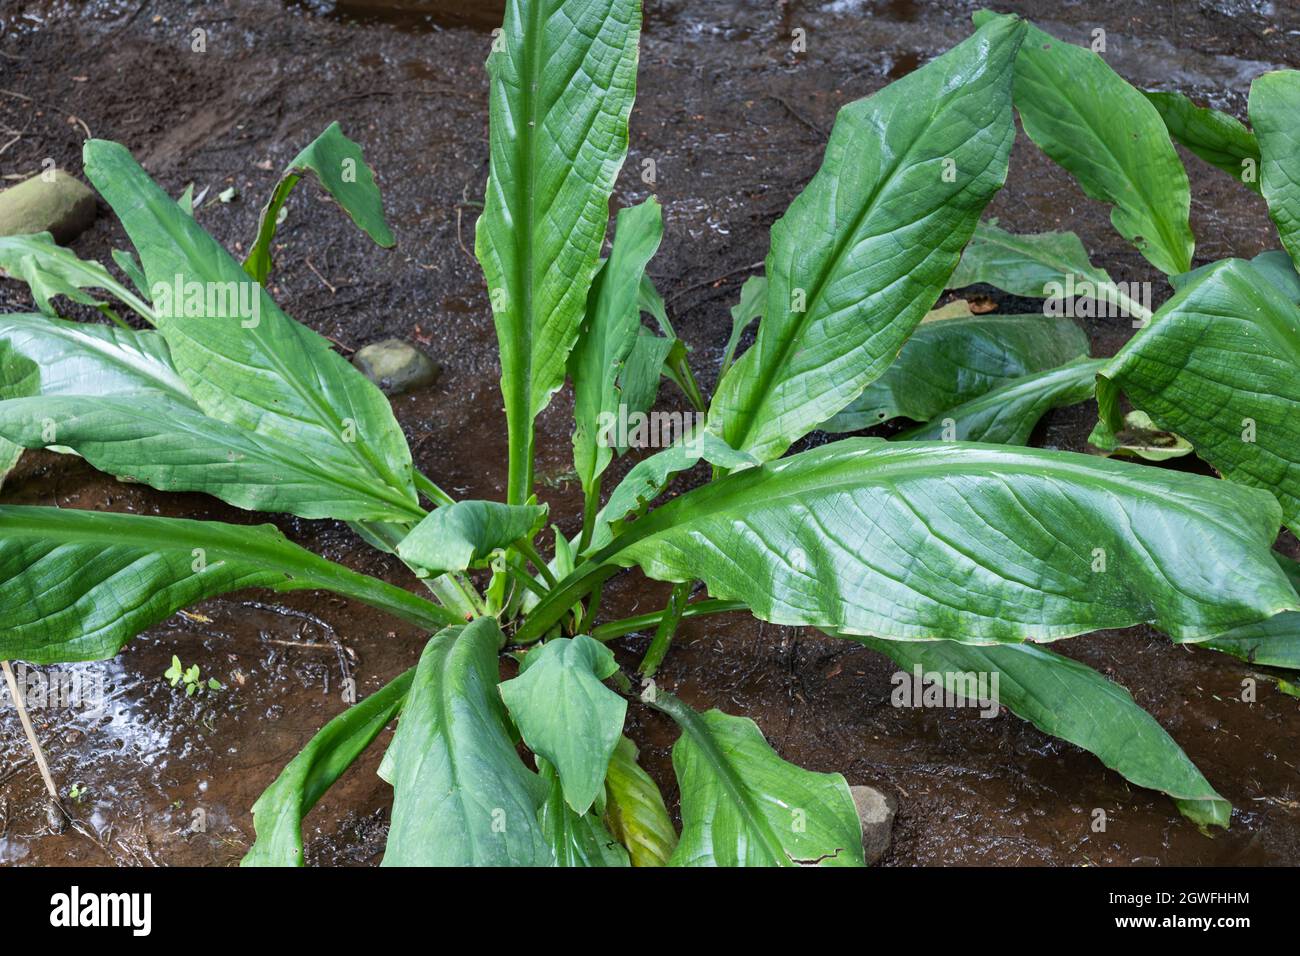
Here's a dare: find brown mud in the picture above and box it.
[0,0,1298,866]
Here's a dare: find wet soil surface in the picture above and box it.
[1,0,1299,865]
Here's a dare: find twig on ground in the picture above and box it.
[1,660,68,831]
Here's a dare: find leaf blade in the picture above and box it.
[380,618,553,866]
[0,505,453,663]
[397,500,547,578]
[654,692,863,867]
[499,635,626,814]
[563,440,1296,645]
[709,16,1024,461]
[1250,69,1300,270]
[476,0,643,502]
[822,311,1089,433]
[853,635,1231,827]
[82,139,421,522]
[977,12,1194,275]
[1093,259,1300,533]
[570,198,664,500]
[244,122,395,285]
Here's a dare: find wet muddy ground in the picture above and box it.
[1,0,1299,865]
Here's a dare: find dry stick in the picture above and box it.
[1,660,66,823]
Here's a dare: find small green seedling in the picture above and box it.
[165,655,221,697]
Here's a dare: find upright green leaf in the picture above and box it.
[111,248,148,298]
[0,506,456,663]
[244,121,395,285]
[945,220,1152,321]
[397,500,547,578]
[1204,553,1300,670]
[821,312,1089,433]
[975,12,1194,275]
[897,356,1102,445]
[82,139,422,522]
[1249,70,1300,271]
[1144,90,1261,193]
[709,17,1024,462]
[636,276,705,412]
[853,635,1231,827]
[570,198,664,503]
[603,735,677,866]
[476,0,643,503]
[381,618,553,866]
[499,635,626,814]
[0,232,154,323]
[652,692,863,866]
[720,275,765,380]
[526,439,1296,644]
[243,667,414,867]
[1093,259,1300,533]
[615,331,674,438]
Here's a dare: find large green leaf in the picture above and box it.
[570,198,664,505]
[945,220,1151,321]
[0,397,423,521]
[0,506,456,664]
[82,140,422,522]
[1204,553,1300,669]
[1144,90,1261,193]
[853,635,1231,827]
[1250,70,1300,271]
[603,735,676,866]
[1093,259,1300,533]
[652,691,863,866]
[242,667,414,867]
[380,618,553,866]
[397,500,547,578]
[821,311,1089,433]
[475,0,642,503]
[708,17,1024,462]
[524,439,1296,644]
[499,635,626,814]
[0,232,155,323]
[0,315,420,521]
[896,356,1102,445]
[537,758,629,866]
[975,12,1193,275]
[244,122,395,285]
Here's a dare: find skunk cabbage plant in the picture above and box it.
[1,4,1298,865]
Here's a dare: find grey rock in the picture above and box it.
[352,338,439,395]
[0,170,96,243]
[850,784,897,865]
